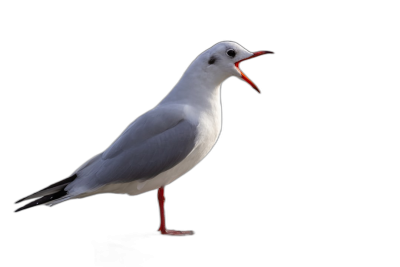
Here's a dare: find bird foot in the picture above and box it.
[159,229,194,236]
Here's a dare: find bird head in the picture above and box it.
[201,41,273,93]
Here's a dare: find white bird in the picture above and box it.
[15,41,273,235]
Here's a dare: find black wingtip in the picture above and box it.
[14,202,38,214]
[15,198,26,204]
[14,207,22,214]
[14,174,77,205]
[14,190,68,213]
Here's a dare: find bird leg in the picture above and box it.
[157,186,194,236]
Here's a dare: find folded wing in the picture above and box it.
[65,105,198,194]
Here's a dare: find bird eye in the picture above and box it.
[226,49,236,58]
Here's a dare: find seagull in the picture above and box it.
[15,41,273,235]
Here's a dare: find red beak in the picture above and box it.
[234,51,273,93]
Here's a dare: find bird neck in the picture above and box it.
[160,63,226,110]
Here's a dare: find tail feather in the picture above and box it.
[15,190,68,212]
[15,174,77,204]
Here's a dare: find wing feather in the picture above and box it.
[65,105,198,194]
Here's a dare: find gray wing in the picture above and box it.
[66,105,198,193]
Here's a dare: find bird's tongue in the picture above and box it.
[234,51,273,93]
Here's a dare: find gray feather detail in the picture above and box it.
[98,120,196,182]
[73,153,102,174]
[102,107,188,160]
[65,106,198,195]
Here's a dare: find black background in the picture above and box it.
[3,5,356,265]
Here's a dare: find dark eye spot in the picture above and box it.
[208,55,217,64]
[226,49,236,58]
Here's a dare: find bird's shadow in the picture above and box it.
[74,230,198,265]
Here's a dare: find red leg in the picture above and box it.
[157,187,194,236]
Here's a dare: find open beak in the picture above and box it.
[234,51,274,93]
